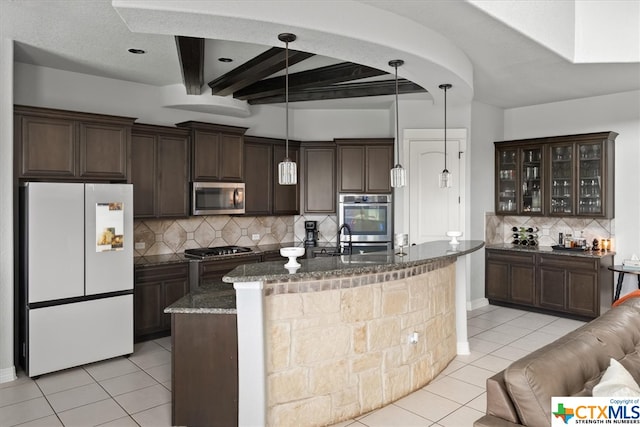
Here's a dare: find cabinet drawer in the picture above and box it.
[135,263,189,283]
[486,250,535,265]
[538,254,598,271]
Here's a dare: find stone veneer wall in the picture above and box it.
[133,214,339,257]
[485,213,614,247]
[263,259,457,426]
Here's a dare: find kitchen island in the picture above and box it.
[223,240,484,427]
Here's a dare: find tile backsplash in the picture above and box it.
[137,212,615,256]
[485,213,615,248]
[134,214,340,257]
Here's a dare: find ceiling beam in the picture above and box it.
[175,36,204,95]
[208,47,315,96]
[247,79,426,104]
[234,62,389,101]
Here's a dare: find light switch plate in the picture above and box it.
[135,242,145,250]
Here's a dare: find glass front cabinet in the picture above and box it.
[495,132,616,218]
[549,143,574,215]
[496,147,517,214]
[495,145,544,215]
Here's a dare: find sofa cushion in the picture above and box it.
[503,299,640,427]
[593,358,640,397]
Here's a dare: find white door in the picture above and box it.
[84,183,133,295]
[405,129,466,245]
[27,182,85,303]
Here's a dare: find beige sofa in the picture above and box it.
[474,297,640,427]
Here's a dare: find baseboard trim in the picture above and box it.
[467,298,489,311]
[457,341,470,355]
[0,366,17,384]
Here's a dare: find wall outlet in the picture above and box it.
[251,234,260,241]
[408,332,419,344]
[135,242,145,250]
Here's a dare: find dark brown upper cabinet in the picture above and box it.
[131,124,190,218]
[176,121,247,182]
[244,138,272,215]
[495,132,616,218]
[301,142,336,214]
[15,105,135,181]
[272,142,300,215]
[336,138,393,194]
[244,136,300,215]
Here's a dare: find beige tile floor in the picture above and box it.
[0,305,584,426]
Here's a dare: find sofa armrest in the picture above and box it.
[486,371,521,424]
[474,414,525,427]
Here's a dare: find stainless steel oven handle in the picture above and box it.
[233,188,238,207]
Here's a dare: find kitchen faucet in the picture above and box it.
[337,223,352,255]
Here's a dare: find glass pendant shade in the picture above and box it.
[439,169,452,188]
[278,158,297,185]
[391,164,406,188]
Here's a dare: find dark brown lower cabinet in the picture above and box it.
[538,254,603,318]
[486,248,613,319]
[172,313,238,427]
[485,251,535,305]
[134,263,189,342]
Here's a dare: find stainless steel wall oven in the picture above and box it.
[338,194,392,253]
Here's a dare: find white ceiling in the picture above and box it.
[2,0,639,112]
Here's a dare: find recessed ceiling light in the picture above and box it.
[128,48,146,54]
[218,57,233,63]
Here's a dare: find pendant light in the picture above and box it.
[278,33,297,185]
[438,83,452,188]
[389,59,406,188]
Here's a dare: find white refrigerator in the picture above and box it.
[20,182,134,377]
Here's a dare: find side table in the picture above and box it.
[608,265,640,301]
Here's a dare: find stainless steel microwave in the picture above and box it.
[192,182,245,215]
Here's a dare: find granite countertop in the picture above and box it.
[134,253,193,267]
[134,243,295,267]
[164,240,485,314]
[224,240,485,283]
[152,243,300,315]
[485,243,615,258]
[165,281,237,314]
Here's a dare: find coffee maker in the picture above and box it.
[304,221,318,247]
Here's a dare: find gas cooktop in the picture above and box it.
[184,246,253,259]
